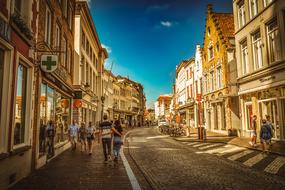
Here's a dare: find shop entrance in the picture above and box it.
[259,99,280,140]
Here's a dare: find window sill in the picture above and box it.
[11,145,31,156]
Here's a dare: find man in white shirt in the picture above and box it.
[69,120,79,150]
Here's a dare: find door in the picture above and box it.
[259,100,280,139]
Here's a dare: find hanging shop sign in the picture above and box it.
[40,55,58,73]
[73,99,82,108]
[74,91,83,99]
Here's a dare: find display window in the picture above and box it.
[14,63,27,145]
[39,83,71,157]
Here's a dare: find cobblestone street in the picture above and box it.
[10,143,132,190]
[125,127,285,190]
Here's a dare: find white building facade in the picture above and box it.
[73,1,108,125]
[233,0,285,139]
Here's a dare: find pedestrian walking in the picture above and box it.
[39,119,46,154]
[79,122,87,152]
[266,115,275,148]
[249,115,257,147]
[113,120,123,162]
[69,120,79,150]
[46,120,55,158]
[99,115,121,163]
[260,119,273,154]
[86,122,95,155]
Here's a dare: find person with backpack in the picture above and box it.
[46,120,55,157]
[266,115,275,147]
[78,122,87,152]
[99,115,122,163]
[86,121,96,155]
[260,119,273,154]
[113,119,123,162]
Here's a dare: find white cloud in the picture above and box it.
[146,4,169,12]
[160,21,173,27]
[102,44,112,53]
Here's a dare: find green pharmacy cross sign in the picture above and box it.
[40,55,58,73]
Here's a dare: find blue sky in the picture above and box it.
[89,0,233,108]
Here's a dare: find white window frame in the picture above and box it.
[45,5,52,46]
[267,18,281,64]
[210,71,215,92]
[241,40,249,75]
[216,66,222,89]
[238,0,246,28]
[12,53,34,149]
[249,0,258,19]
[252,30,263,70]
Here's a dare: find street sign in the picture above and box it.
[40,55,58,73]
[74,91,82,99]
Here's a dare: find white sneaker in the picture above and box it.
[249,141,253,146]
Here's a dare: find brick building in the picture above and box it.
[202,5,240,135]
[33,0,76,169]
[0,0,37,188]
[73,1,108,126]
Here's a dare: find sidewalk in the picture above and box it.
[174,128,285,156]
[9,142,132,190]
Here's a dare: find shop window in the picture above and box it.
[39,83,71,155]
[259,100,279,139]
[14,63,27,145]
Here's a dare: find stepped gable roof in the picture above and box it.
[205,4,235,48]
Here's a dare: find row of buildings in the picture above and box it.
[155,0,285,141]
[0,0,145,189]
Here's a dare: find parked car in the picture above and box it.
[158,119,168,126]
